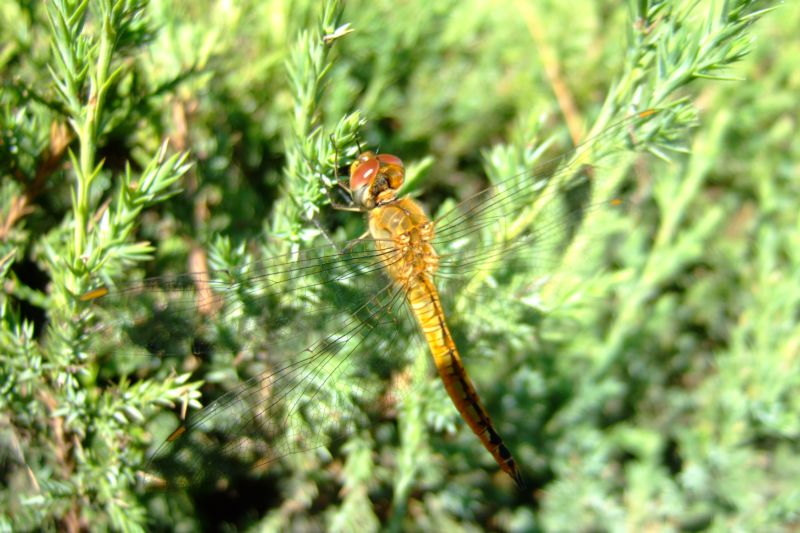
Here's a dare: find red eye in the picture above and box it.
[376,154,403,168]
[349,154,379,190]
[377,153,405,189]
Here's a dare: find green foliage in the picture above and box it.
[1,0,794,531]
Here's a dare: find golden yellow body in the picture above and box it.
[368,196,523,487]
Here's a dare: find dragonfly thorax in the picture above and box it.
[369,197,439,287]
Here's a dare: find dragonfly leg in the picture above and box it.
[325,134,362,210]
[324,183,362,212]
[310,218,369,255]
[341,230,370,254]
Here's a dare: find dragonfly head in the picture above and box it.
[349,151,405,209]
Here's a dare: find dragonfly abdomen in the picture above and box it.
[407,276,525,488]
[369,196,524,487]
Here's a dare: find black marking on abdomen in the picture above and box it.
[498,445,511,460]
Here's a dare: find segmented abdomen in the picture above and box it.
[369,197,524,487]
[406,276,524,488]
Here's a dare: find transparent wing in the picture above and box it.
[432,110,658,307]
[145,280,413,488]
[82,238,419,488]
[84,239,403,361]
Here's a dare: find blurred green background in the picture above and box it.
[1,0,798,531]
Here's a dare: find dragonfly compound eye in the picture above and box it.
[350,152,379,192]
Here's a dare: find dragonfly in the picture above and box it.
[80,109,658,490]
